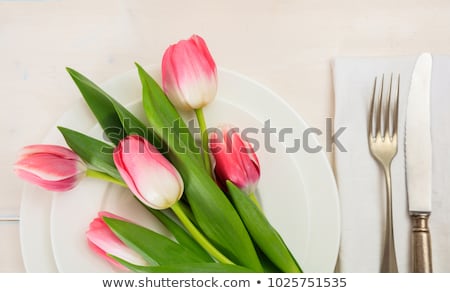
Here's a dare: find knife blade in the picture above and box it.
[405,52,433,273]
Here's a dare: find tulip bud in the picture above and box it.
[86,211,147,270]
[209,126,260,194]
[113,135,184,210]
[162,34,217,110]
[14,145,86,192]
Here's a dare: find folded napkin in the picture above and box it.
[333,55,450,273]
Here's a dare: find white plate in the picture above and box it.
[22,67,340,272]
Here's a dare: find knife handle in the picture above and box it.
[411,213,432,273]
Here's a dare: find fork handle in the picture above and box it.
[411,213,432,273]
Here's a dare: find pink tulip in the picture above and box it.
[86,211,147,270]
[162,34,217,110]
[209,126,261,194]
[14,145,86,192]
[113,135,184,210]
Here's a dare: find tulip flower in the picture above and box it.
[86,211,147,270]
[209,126,261,195]
[113,135,184,210]
[113,135,235,265]
[161,34,217,111]
[162,34,217,175]
[14,144,87,192]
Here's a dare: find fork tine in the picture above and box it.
[376,74,385,137]
[369,77,378,138]
[385,73,393,139]
[393,74,400,137]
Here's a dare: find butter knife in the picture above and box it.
[405,53,433,273]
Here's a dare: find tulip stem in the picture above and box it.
[86,169,127,187]
[171,202,234,265]
[195,108,212,176]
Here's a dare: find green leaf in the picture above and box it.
[57,126,121,180]
[112,256,254,273]
[226,181,303,273]
[146,208,213,262]
[66,67,161,148]
[136,64,263,272]
[257,248,282,273]
[112,101,164,150]
[175,161,264,271]
[135,63,202,166]
[103,217,208,266]
[66,68,125,145]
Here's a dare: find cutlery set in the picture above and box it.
[368,53,433,273]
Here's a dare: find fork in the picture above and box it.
[368,74,400,273]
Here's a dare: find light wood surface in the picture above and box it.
[1,0,450,272]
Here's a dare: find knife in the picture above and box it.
[405,53,433,273]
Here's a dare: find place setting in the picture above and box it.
[13,34,450,273]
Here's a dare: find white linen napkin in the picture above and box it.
[333,55,450,273]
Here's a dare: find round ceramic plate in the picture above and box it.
[21,67,340,272]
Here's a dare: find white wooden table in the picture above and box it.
[2,0,450,272]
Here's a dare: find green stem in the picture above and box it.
[171,202,233,265]
[86,169,127,187]
[195,108,212,176]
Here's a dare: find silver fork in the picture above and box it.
[368,74,400,273]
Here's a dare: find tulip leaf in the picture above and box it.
[111,256,254,273]
[57,126,121,181]
[175,162,263,272]
[136,64,263,272]
[257,248,283,273]
[66,67,161,148]
[112,101,164,151]
[135,63,202,167]
[226,181,303,273]
[66,68,125,145]
[146,208,213,262]
[103,216,208,266]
